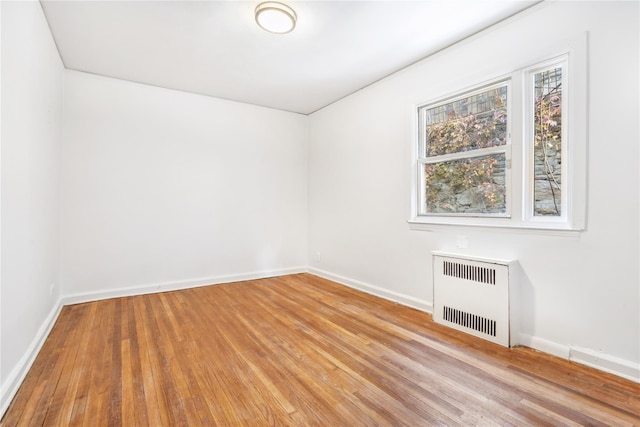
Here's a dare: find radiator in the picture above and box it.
[432,252,517,347]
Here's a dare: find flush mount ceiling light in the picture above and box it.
[255,2,297,34]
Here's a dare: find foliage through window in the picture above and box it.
[533,66,563,216]
[419,82,510,216]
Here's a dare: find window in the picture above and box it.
[419,81,511,217]
[531,66,564,217]
[410,37,587,233]
[522,58,574,229]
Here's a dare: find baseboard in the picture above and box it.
[569,345,640,383]
[1,298,64,417]
[511,333,640,383]
[517,332,570,359]
[307,267,433,313]
[62,266,308,306]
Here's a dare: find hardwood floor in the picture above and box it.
[2,273,639,426]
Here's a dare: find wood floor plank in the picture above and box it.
[61,303,97,426]
[40,305,95,426]
[2,273,639,426]
[133,296,171,427]
[86,300,115,427]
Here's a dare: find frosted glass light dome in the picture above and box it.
[255,2,296,34]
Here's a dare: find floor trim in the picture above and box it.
[307,268,433,313]
[62,267,307,306]
[1,299,64,417]
[570,345,640,383]
[517,332,570,359]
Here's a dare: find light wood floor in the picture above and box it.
[2,273,639,426]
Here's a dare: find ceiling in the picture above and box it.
[40,1,539,115]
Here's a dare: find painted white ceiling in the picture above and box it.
[40,1,538,114]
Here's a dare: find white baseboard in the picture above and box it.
[514,333,640,383]
[569,345,640,383]
[517,332,570,359]
[308,267,433,313]
[62,266,308,306]
[1,298,64,417]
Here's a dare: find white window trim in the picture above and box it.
[409,33,588,234]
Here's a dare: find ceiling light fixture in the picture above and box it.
[255,2,296,34]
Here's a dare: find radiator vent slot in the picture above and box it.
[444,260,496,285]
[443,306,496,337]
[433,253,516,347]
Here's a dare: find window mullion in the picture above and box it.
[422,145,507,164]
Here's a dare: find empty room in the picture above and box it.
[1,0,639,425]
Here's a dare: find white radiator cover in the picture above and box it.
[432,252,518,347]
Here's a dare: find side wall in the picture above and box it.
[59,71,309,300]
[1,1,64,411]
[308,1,639,380]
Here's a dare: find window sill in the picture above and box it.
[408,219,584,238]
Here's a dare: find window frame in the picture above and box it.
[409,34,587,234]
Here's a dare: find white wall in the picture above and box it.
[1,0,64,408]
[308,1,639,380]
[60,71,308,298]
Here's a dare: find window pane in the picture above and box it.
[533,67,562,216]
[425,85,508,157]
[424,153,506,214]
